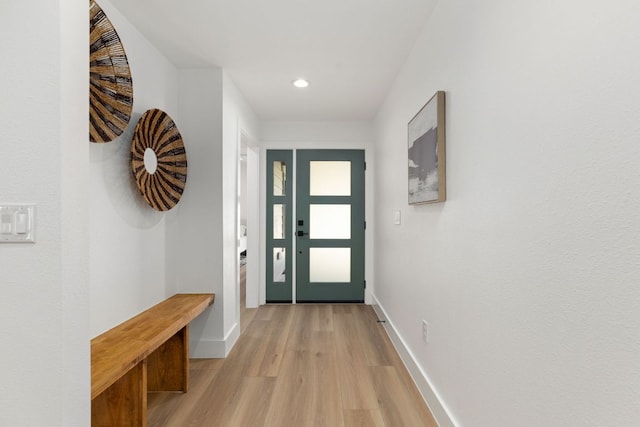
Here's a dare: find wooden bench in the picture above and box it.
[91,293,215,426]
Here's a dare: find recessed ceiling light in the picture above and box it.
[292,78,310,88]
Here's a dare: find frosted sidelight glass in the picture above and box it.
[273,248,286,282]
[309,248,351,283]
[273,204,285,239]
[309,161,350,196]
[273,161,286,196]
[310,205,350,239]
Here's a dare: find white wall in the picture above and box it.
[222,72,261,349]
[262,121,375,144]
[61,1,91,423]
[168,68,224,356]
[89,0,180,336]
[168,70,259,357]
[260,121,375,304]
[374,1,640,426]
[0,0,89,425]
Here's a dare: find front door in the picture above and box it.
[295,150,365,302]
[266,150,293,303]
[266,149,365,303]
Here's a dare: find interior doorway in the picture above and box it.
[239,135,260,330]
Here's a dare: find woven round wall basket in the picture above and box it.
[89,0,133,143]
[131,109,188,211]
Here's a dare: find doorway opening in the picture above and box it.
[239,135,259,331]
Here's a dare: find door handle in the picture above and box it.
[297,230,308,237]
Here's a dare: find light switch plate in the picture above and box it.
[394,210,401,225]
[0,205,36,243]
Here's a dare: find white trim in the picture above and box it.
[371,294,457,427]
[190,322,240,358]
[223,322,241,356]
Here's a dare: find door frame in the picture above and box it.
[242,136,260,309]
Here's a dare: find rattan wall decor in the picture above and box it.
[131,109,188,211]
[89,0,133,143]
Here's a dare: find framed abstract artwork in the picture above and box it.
[408,91,446,204]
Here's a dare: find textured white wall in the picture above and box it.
[374,1,640,425]
[89,0,180,337]
[0,0,89,424]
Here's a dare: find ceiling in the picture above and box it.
[108,0,437,121]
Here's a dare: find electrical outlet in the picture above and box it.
[422,320,429,343]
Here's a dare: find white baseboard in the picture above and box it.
[223,322,240,356]
[190,322,240,358]
[371,294,456,427]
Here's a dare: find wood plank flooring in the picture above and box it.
[148,266,437,426]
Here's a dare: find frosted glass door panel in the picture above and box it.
[273,204,285,239]
[309,161,350,196]
[309,248,351,283]
[273,248,286,282]
[310,204,350,239]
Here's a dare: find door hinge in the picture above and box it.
[364,280,367,289]
[364,161,367,171]
[364,221,367,230]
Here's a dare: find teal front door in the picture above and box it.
[266,149,365,303]
[295,150,365,302]
[266,150,293,302]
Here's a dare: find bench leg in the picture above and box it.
[92,360,147,427]
[147,325,189,392]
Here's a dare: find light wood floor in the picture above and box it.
[148,265,437,426]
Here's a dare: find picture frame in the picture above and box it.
[408,91,446,204]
